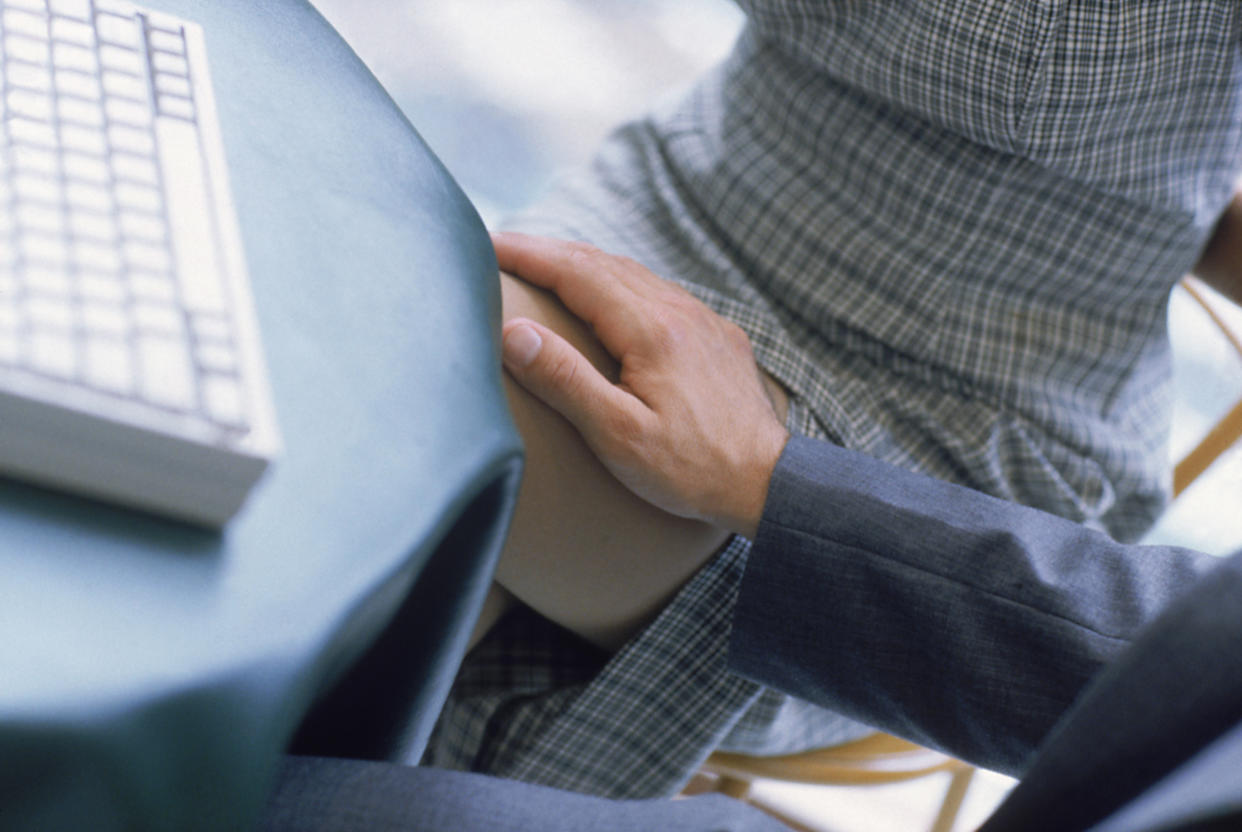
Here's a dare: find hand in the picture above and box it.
[494,232,789,538]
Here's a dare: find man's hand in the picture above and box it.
[494,232,789,539]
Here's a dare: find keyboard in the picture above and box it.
[0,0,279,527]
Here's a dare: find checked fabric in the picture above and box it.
[426,1,1242,798]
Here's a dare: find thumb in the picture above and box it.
[501,319,640,441]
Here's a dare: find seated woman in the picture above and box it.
[424,0,1242,799]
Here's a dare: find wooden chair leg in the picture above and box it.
[1173,397,1242,496]
[929,766,975,832]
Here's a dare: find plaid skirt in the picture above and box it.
[423,394,881,797]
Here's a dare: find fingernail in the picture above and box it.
[503,324,542,368]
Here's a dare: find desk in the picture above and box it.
[0,2,523,829]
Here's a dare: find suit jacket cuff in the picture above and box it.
[728,435,1212,774]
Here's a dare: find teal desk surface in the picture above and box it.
[0,2,523,829]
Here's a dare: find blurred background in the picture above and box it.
[312,0,745,226]
[309,2,1242,829]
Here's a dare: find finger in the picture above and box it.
[492,232,646,328]
[501,318,647,449]
[494,232,692,362]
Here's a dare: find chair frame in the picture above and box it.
[1173,277,1242,496]
[698,735,976,832]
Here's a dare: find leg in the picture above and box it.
[260,756,792,832]
[472,271,788,652]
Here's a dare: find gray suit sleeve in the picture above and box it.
[728,435,1217,776]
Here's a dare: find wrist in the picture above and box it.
[721,425,789,539]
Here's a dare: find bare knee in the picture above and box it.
[492,271,732,651]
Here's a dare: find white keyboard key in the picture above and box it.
[3,7,47,37]
[8,116,56,147]
[81,302,128,336]
[12,146,57,176]
[4,33,51,64]
[63,152,111,184]
[96,12,141,47]
[52,41,97,72]
[60,123,108,155]
[151,52,188,75]
[124,240,172,272]
[195,341,236,374]
[82,336,133,393]
[0,332,18,366]
[202,374,245,427]
[192,315,233,343]
[0,304,18,334]
[154,74,191,99]
[137,334,196,410]
[112,155,160,186]
[133,302,182,335]
[130,273,176,302]
[7,60,52,91]
[14,171,58,201]
[48,0,92,19]
[26,297,75,329]
[157,94,195,121]
[23,266,70,296]
[147,29,185,55]
[79,274,126,302]
[19,208,64,238]
[115,183,163,214]
[73,240,124,272]
[105,95,152,126]
[29,330,78,379]
[25,264,72,296]
[8,87,54,121]
[59,97,107,129]
[22,230,69,262]
[109,124,156,155]
[119,209,167,241]
[55,69,102,100]
[50,16,94,45]
[65,181,113,213]
[92,0,136,17]
[15,217,47,254]
[99,44,144,75]
[70,210,119,242]
[101,70,146,100]
[158,118,227,314]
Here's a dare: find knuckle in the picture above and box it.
[610,252,646,275]
[564,240,607,273]
[726,321,753,350]
[544,349,582,394]
[605,408,648,451]
[644,307,686,353]
[674,282,710,309]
